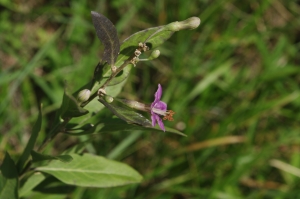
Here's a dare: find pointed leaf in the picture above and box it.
[36,153,142,188]
[17,106,42,173]
[108,17,200,85]
[97,98,186,136]
[99,97,152,127]
[91,11,120,66]
[19,173,46,197]
[0,152,18,199]
[31,151,73,163]
[74,17,200,112]
[66,118,185,136]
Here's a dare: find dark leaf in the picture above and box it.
[91,11,120,66]
[31,151,73,163]
[17,105,42,173]
[0,152,18,199]
[33,175,75,194]
[99,97,152,127]
[66,118,186,136]
[97,98,186,136]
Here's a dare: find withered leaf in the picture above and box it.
[91,11,120,66]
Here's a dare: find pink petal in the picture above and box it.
[156,117,165,132]
[154,84,162,103]
[153,101,167,111]
[151,114,156,127]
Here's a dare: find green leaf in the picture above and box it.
[79,16,200,109]
[19,173,46,197]
[97,96,185,136]
[31,151,73,163]
[99,97,152,127]
[112,16,200,80]
[36,153,143,188]
[0,152,18,199]
[91,11,120,66]
[60,90,89,118]
[17,105,42,173]
[67,118,185,136]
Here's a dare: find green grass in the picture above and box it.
[1,0,300,198]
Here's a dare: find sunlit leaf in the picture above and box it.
[36,153,142,188]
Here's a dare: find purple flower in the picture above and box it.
[151,84,175,131]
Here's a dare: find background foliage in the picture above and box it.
[1,0,300,198]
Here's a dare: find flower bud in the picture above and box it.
[77,89,91,103]
[104,95,114,103]
[166,17,201,31]
[148,50,160,60]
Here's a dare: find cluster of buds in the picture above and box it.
[130,42,149,66]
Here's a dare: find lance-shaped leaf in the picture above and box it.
[98,97,186,136]
[31,151,73,163]
[99,97,152,127]
[36,153,142,188]
[17,105,42,173]
[91,11,120,66]
[66,118,186,136]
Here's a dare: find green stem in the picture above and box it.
[37,118,71,152]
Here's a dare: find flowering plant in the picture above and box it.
[0,11,200,197]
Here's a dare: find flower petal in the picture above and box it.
[153,101,167,111]
[153,84,162,104]
[151,114,157,127]
[156,116,165,132]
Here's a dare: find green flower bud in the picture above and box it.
[148,50,160,60]
[104,95,114,103]
[166,17,201,31]
[77,89,91,103]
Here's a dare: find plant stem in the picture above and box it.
[37,118,71,152]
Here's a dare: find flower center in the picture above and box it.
[152,108,175,121]
[163,110,175,121]
[152,107,167,116]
